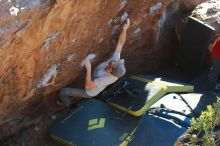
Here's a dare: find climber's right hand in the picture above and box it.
[123,18,130,31]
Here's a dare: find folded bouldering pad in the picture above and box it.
[49,99,140,146]
[177,16,215,76]
[106,75,194,117]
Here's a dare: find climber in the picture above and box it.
[57,18,130,106]
[207,32,220,91]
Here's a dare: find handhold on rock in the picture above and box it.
[121,12,129,22]
[37,64,59,88]
[81,54,96,67]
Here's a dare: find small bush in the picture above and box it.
[189,97,220,146]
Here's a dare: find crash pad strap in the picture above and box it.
[130,76,169,91]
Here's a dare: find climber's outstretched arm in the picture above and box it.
[114,18,130,54]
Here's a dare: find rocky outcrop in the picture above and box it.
[192,0,220,32]
[0,0,207,140]
[175,0,220,40]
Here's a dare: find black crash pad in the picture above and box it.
[177,16,215,76]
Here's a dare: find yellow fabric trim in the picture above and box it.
[50,135,76,146]
[108,89,166,117]
[130,76,194,92]
[130,76,169,91]
[119,127,137,146]
[108,102,138,116]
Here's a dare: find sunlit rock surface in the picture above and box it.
[192,0,220,32]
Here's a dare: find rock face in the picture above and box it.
[0,0,207,140]
[192,0,220,32]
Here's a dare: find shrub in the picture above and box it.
[188,97,220,146]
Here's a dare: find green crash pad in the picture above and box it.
[49,99,140,146]
[106,75,194,117]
